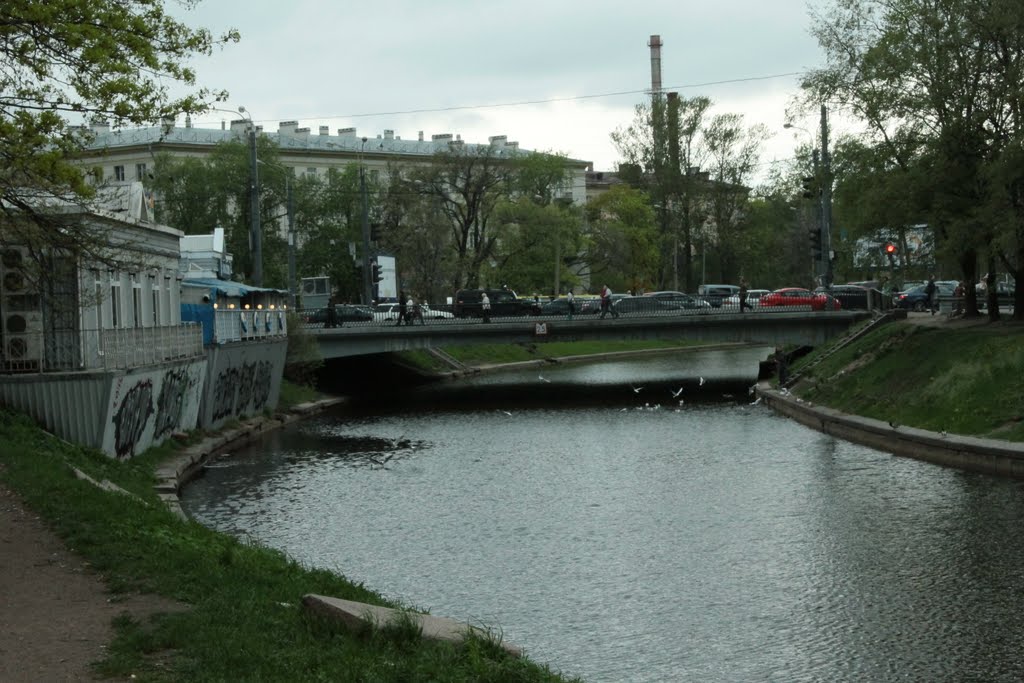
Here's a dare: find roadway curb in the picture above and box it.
[758,386,1024,479]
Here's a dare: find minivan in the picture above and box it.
[697,284,740,307]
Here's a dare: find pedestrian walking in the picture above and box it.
[481,292,491,323]
[739,277,750,313]
[926,275,937,315]
[567,289,575,320]
[408,295,425,325]
[325,292,339,328]
[599,285,618,319]
[396,291,407,326]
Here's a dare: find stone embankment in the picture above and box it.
[758,386,1024,479]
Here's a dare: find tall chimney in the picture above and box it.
[648,35,663,101]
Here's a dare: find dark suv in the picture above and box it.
[453,288,534,318]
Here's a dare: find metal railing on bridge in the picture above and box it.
[298,291,883,331]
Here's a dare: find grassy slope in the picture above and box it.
[790,321,1024,441]
[0,413,578,682]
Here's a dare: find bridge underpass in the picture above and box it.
[309,310,873,360]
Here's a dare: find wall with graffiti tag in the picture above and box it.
[198,338,287,430]
[101,359,207,460]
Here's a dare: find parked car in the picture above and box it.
[453,288,534,318]
[723,289,771,307]
[697,284,741,307]
[893,282,956,311]
[759,287,842,311]
[815,284,871,310]
[643,291,713,310]
[612,295,681,316]
[977,281,1016,309]
[540,298,599,316]
[305,305,374,326]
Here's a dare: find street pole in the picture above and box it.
[286,177,296,308]
[820,104,833,289]
[248,128,262,286]
[359,138,372,305]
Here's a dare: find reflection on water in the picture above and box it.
[181,348,1024,682]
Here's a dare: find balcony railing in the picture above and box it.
[0,323,204,374]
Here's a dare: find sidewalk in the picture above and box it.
[0,481,179,682]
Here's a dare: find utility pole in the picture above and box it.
[248,127,262,286]
[359,138,372,305]
[820,104,833,289]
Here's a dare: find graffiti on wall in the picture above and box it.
[112,378,153,460]
[106,361,204,460]
[211,360,273,421]
[153,367,197,440]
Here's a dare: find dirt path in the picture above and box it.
[0,482,176,682]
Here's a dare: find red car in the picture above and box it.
[759,287,842,311]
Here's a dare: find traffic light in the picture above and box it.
[370,260,383,283]
[801,175,817,199]
[809,227,823,259]
[370,223,381,242]
[884,242,897,256]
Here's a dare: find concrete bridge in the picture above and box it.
[309,310,873,359]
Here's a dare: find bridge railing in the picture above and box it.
[298,294,867,330]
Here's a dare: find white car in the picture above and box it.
[373,302,454,323]
[724,289,771,307]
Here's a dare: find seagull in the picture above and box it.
[500,410,512,416]
[538,374,551,383]
[940,430,947,438]
[631,384,644,394]
[889,421,900,430]
[748,384,757,396]
[670,387,684,398]
[750,397,762,405]
[699,377,706,386]
[678,399,685,406]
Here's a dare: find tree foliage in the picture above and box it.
[801,0,1024,318]
[0,0,238,276]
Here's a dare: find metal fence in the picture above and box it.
[1,323,204,374]
[213,308,289,343]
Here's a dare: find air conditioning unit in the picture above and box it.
[1,247,43,370]
[3,311,43,369]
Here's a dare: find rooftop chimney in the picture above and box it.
[418,131,424,141]
[278,120,299,136]
[319,126,330,136]
[338,127,357,138]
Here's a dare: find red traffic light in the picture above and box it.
[885,243,897,254]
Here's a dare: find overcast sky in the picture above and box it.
[172,1,828,181]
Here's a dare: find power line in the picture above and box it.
[197,71,803,127]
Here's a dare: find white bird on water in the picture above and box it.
[670,387,684,398]
[538,374,551,383]
[631,384,644,394]
[699,377,706,386]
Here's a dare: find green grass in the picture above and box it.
[0,411,579,682]
[794,322,1024,440]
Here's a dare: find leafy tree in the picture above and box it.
[489,197,583,297]
[582,184,659,293]
[703,113,769,283]
[407,145,527,290]
[801,0,1024,318]
[1,0,238,286]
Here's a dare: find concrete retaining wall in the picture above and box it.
[760,388,1024,479]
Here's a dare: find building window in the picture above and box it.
[305,167,316,177]
[113,165,125,181]
[136,163,147,181]
[369,169,380,183]
[151,276,160,325]
[109,274,121,327]
[131,273,142,327]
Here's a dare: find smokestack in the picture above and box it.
[648,35,663,100]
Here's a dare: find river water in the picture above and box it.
[180,347,1024,682]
